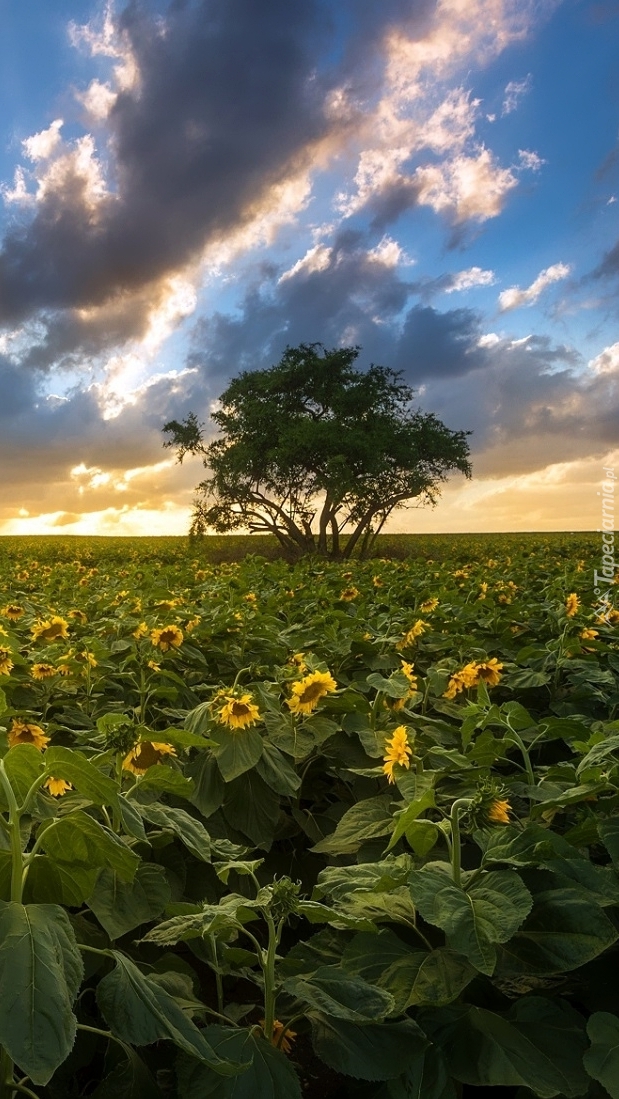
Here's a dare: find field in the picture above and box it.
[0,531,617,1099]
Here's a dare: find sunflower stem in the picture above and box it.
[449,798,473,888]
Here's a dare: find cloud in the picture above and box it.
[517,149,545,171]
[498,262,572,311]
[413,146,518,224]
[443,266,496,292]
[588,340,619,374]
[502,74,532,115]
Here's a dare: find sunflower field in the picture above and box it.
[0,532,617,1099]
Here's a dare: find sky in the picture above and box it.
[0,0,618,537]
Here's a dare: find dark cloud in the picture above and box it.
[0,0,435,341]
[592,237,619,279]
[394,305,483,380]
[0,0,334,324]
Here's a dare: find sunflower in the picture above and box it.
[151,624,184,651]
[382,726,413,783]
[260,1020,297,1054]
[398,620,428,649]
[487,798,511,824]
[8,720,50,751]
[0,647,14,676]
[474,658,503,687]
[419,598,439,613]
[31,663,57,680]
[580,628,599,641]
[287,670,337,715]
[31,616,69,643]
[2,604,23,621]
[123,741,177,774]
[565,593,580,618]
[218,694,261,730]
[133,622,149,639]
[67,609,88,623]
[340,586,360,601]
[45,777,72,797]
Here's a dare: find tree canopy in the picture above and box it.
[163,343,472,558]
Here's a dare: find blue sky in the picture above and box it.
[0,0,617,535]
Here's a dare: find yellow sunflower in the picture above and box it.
[474,658,504,687]
[151,624,184,651]
[45,777,72,797]
[2,604,23,621]
[398,620,428,649]
[340,586,360,601]
[31,663,57,680]
[217,694,261,730]
[565,593,580,618]
[419,598,439,613]
[382,726,413,784]
[8,720,50,751]
[487,798,511,824]
[287,670,337,715]
[260,1020,297,1054]
[133,622,149,639]
[31,616,69,643]
[123,741,177,774]
[0,647,14,676]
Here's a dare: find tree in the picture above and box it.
[163,343,472,559]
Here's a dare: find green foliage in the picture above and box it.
[163,343,471,558]
[0,531,613,1096]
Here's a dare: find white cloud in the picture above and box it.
[502,75,532,115]
[445,266,496,292]
[279,243,332,283]
[498,262,572,312]
[367,236,410,267]
[23,119,64,161]
[588,341,619,375]
[77,79,118,122]
[518,149,545,171]
[414,146,518,223]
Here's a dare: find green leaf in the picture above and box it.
[312,796,394,854]
[407,948,476,1007]
[283,966,394,1022]
[176,1026,302,1098]
[255,740,301,795]
[188,754,225,818]
[598,819,619,863]
[386,790,435,852]
[222,770,281,846]
[87,863,171,939]
[138,805,211,862]
[44,746,119,808]
[341,930,426,1014]
[387,1045,456,1099]
[96,952,242,1074]
[422,997,589,1098]
[0,902,83,1085]
[118,795,148,842]
[91,1041,164,1099]
[482,822,589,868]
[583,1012,619,1098]
[310,1014,429,1082]
[24,856,99,905]
[210,725,264,782]
[134,766,194,798]
[404,820,439,857]
[495,886,619,976]
[2,744,45,804]
[367,672,410,698]
[38,811,139,882]
[408,865,532,974]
